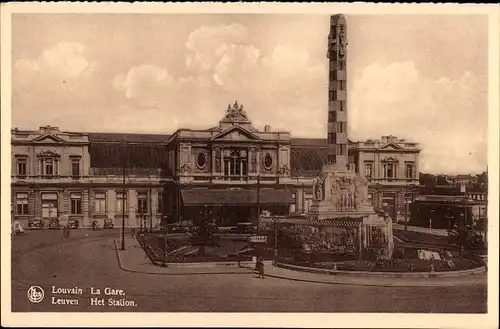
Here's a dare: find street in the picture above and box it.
[11,230,487,313]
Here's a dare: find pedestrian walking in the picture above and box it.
[91,220,97,231]
[62,224,70,238]
[257,258,265,279]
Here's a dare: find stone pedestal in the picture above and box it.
[309,164,393,258]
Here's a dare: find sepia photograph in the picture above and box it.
[1,2,499,328]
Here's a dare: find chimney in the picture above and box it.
[264,125,271,132]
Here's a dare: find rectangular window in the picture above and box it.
[71,159,80,177]
[384,164,395,178]
[340,80,346,90]
[116,192,128,214]
[406,163,414,179]
[365,162,373,178]
[16,192,29,215]
[157,192,164,214]
[45,159,53,175]
[137,192,148,214]
[328,155,336,164]
[17,158,27,176]
[70,193,82,215]
[94,192,106,214]
[329,91,334,102]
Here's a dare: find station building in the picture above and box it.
[11,102,421,228]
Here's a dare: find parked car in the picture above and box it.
[68,219,79,229]
[103,219,114,229]
[235,222,257,234]
[48,219,60,229]
[207,223,219,233]
[28,219,44,230]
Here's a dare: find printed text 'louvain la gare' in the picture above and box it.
[50,286,137,307]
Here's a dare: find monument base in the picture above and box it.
[308,163,394,258]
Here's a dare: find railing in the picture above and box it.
[89,167,162,176]
[222,175,249,181]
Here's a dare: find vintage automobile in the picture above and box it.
[234,222,257,234]
[48,218,60,229]
[103,219,114,229]
[28,219,44,230]
[68,219,80,229]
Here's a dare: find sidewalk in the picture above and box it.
[114,237,486,287]
[393,224,449,236]
[265,265,487,287]
[114,237,254,275]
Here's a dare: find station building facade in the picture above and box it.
[11,102,421,228]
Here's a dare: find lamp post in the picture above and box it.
[273,217,279,263]
[120,139,127,251]
[149,180,153,234]
[429,208,435,235]
[256,174,261,229]
[162,216,168,268]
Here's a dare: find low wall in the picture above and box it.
[275,262,486,278]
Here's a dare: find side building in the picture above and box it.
[11,105,421,228]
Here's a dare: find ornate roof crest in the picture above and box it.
[221,100,250,123]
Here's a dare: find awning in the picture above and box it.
[181,189,295,206]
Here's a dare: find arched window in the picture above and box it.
[224,150,247,178]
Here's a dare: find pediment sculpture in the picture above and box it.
[222,100,250,122]
[37,150,61,158]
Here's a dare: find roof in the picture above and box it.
[88,132,170,144]
[290,146,327,177]
[82,133,350,175]
[89,142,168,169]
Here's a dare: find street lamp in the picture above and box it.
[273,217,279,263]
[162,216,168,268]
[120,138,127,251]
[429,208,435,235]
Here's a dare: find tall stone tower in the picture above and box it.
[326,14,348,170]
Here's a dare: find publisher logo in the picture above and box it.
[27,286,44,303]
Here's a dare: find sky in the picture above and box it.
[11,14,488,175]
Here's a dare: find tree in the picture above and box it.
[190,207,220,257]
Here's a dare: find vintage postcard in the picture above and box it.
[1,2,499,328]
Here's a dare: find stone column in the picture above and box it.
[152,188,159,227]
[358,225,363,259]
[128,189,137,228]
[108,189,116,223]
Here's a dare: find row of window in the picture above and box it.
[364,162,414,179]
[14,192,164,216]
[16,157,81,177]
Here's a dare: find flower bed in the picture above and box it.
[279,257,481,272]
[137,233,252,264]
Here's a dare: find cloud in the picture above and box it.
[349,61,487,174]
[186,24,249,71]
[112,23,327,135]
[14,42,95,82]
[110,24,486,174]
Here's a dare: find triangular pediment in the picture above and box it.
[211,126,260,142]
[379,142,402,150]
[33,134,65,144]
